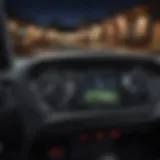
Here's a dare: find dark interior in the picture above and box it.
[0,0,160,160]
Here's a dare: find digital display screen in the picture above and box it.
[84,89,120,103]
[81,73,121,107]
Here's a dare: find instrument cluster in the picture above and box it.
[30,70,80,109]
[29,64,160,111]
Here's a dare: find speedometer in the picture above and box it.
[33,70,78,109]
[34,71,63,107]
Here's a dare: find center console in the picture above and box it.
[29,125,160,160]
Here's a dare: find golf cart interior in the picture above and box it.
[1,0,160,160]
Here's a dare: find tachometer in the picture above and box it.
[121,67,149,105]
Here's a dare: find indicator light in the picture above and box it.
[109,129,120,139]
[96,132,105,141]
[79,133,88,142]
[48,147,65,159]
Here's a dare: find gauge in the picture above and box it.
[121,67,149,105]
[34,71,63,107]
[33,70,78,108]
[122,68,148,94]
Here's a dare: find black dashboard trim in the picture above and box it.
[12,53,160,160]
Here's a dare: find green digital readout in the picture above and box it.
[85,90,120,103]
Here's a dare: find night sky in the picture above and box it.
[5,0,151,27]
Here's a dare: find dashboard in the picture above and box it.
[27,56,160,113]
[2,53,160,160]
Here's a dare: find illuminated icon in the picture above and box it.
[109,129,120,139]
[96,132,105,141]
[48,147,65,159]
[79,133,88,142]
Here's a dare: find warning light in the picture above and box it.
[109,129,120,139]
[96,132,105,141]
[48,147,65,159]
[79,133,88,142]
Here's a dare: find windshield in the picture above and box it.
[5,0,158,57]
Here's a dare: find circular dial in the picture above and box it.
[35,71,62,107]
[121,68,149,104]
[122,68,148,93]
[34,70,77,108]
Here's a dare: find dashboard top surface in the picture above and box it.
[14,51,157,65]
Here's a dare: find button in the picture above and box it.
[96,132,105,141]
[48,147,65,159]
[79,133,88,142]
